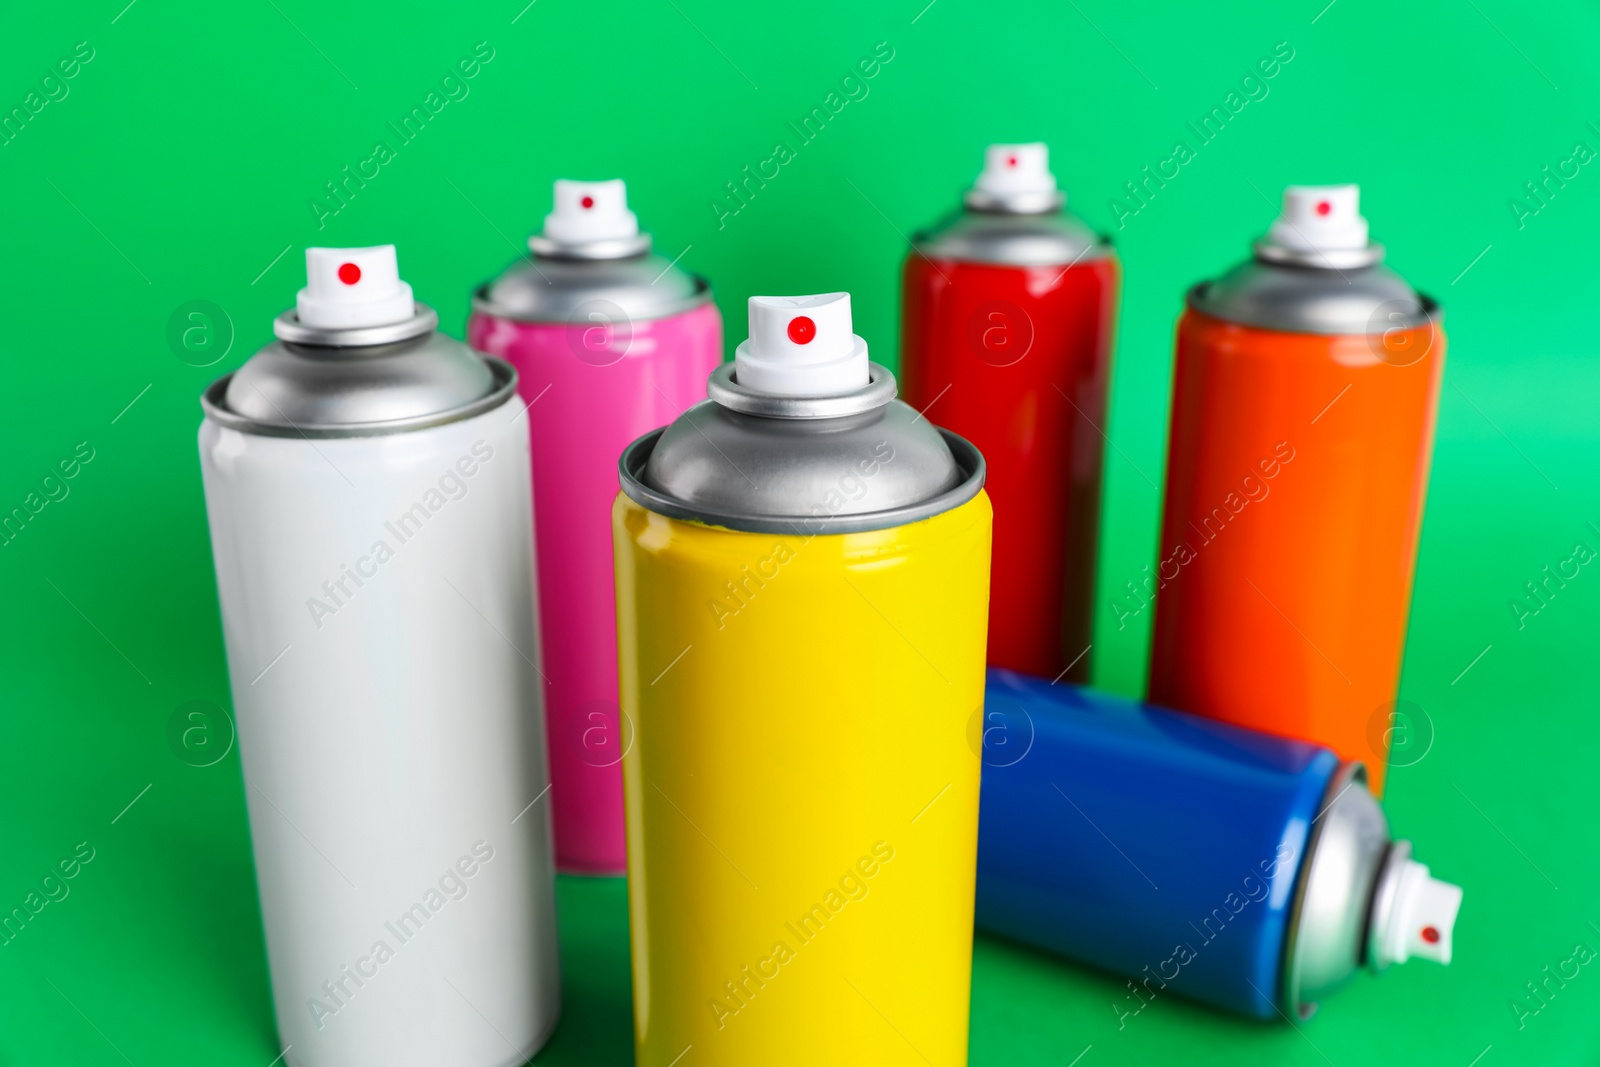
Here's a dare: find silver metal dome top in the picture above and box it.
[619,363,985,535]
[202,304,514,439]
[913,207,1110,268]
[473,249,711,325]
[1281,762,1390,1018]
[1189,239,1438,335]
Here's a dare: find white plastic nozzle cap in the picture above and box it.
[1269,184,1370,253]
[974,143,1057,199]
[734,293,870,397]
[1378,857,1463,966]
[296,246,415,329]
[542,179,639,245]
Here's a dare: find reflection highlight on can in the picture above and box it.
[613,291,991,1065]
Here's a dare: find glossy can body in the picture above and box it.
[469,302,722,872]
[976,669,1336,1019]
[901,254,1119,682]
[613,493,992,1065]
[1148,310,1445,795]
[199,397,560,1067]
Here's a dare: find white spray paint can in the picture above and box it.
[198,245,560,1067]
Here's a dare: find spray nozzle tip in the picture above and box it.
[735,293,869,397]
[975,142,1057,199]
[297,245,415,329]
[542,178,639,246]
[1269,184,1369,254]
[1376,853,1463,967]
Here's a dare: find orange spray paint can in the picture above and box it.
[1148,185,1444,795]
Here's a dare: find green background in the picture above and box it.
[2,0,1597,1063]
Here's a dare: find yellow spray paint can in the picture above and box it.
[615,293,991,1066]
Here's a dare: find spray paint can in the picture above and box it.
[613,293,991,1065]
[200,246,560,1067]
[469,179,721,874]
[1148,185,1445,795]
[977,669,1462,1020]
[901,143,1119,683]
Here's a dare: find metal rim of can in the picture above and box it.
[1185,282,1442,337]
[912,240,1116,269]
[272,303,440,347]
[1363,837,1413,973]
[469,272,716,325]
[617,425,987,535]
[527,232,653,260]
[1252,238,1386,272]
[962,188,1066,215]
[911,211,1113,268]
[1279,758,1371,1021]
[705,361,898,420]
[201,355,519,439]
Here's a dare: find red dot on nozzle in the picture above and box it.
[337,262,361,285]
[787,316,816,345]
[580,195,595,209]
[1315,200,1332,216]
[1421,926,1440,944]
[1007,155,1018,167]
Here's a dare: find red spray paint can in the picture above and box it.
[901,143,1119,682]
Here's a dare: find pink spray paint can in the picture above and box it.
[469,179,722,873]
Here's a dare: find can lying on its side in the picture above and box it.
[614,292,992,1065]
[199,246,560,1067]
[469,178,722,874]
[1149,184,1445,796]
[901,142,1120,683]
[976,669,1462,1021]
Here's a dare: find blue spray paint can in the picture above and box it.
[975,669,1462,1020]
